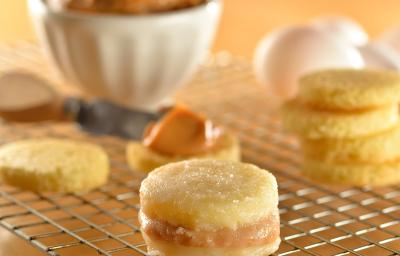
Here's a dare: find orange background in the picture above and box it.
[2,0,400,58]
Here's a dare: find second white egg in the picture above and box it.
[311,16,369,46]
[358,42,400,71]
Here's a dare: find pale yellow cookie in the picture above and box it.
[302,157,400,187]
[302,120,400,163]
[142,232,281,256]
[126,132,241,173]
[281,100,398,139]
[0,138,109,193]
[140,159,280,256]
[299,69,400,110]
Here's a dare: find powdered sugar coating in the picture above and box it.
[140,159,278,230]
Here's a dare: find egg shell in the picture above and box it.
[253,26,364,100]
[358,42,400,71]
[311,16,369,46]
[379,27,400,55]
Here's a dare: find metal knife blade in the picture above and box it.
[64,98,164,140]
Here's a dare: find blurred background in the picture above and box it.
[2,0,400,57]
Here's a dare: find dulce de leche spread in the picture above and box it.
[143,107,222,156]
[52,0,206,14]
[140,210,280,248]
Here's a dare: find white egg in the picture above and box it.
[379,27,400,54]
[311,16,369,46]
[358,42,400,71]
[253,26,364,100]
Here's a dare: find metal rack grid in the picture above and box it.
[0,44,399,256]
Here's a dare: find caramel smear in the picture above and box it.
[140,210,280,248]
[143,107,221,156]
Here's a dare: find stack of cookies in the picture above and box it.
[281,69,400,187]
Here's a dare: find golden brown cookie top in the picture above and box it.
[299,69,400,110]
[0,138,109,192]
[140,159,278,230]
[0,138,108,175]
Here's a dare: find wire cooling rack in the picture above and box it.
[0,44,399,256]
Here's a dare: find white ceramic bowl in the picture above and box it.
[28,0,222,110]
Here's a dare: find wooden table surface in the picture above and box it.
[1,0,400,255]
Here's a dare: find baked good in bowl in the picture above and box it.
[139,159,280,256]
[0,138,109,193]
[29,0,222,110]
[281,99,398,139]
[54,0,206,14]
[126,107,241,172]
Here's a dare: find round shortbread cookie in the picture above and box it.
[0,138,109,193]
[302,157,400,187]
[140,159,279,230]
[142,232,281,256]
[127,132,241,173]
[281,100,398,139]
[299,69,400,110]
[302,120,400,163]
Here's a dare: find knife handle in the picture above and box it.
[0,98,66,122]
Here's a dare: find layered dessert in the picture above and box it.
[139,159,281,255]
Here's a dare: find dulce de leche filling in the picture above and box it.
[140,211,280,248]
[143,107,222,156]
